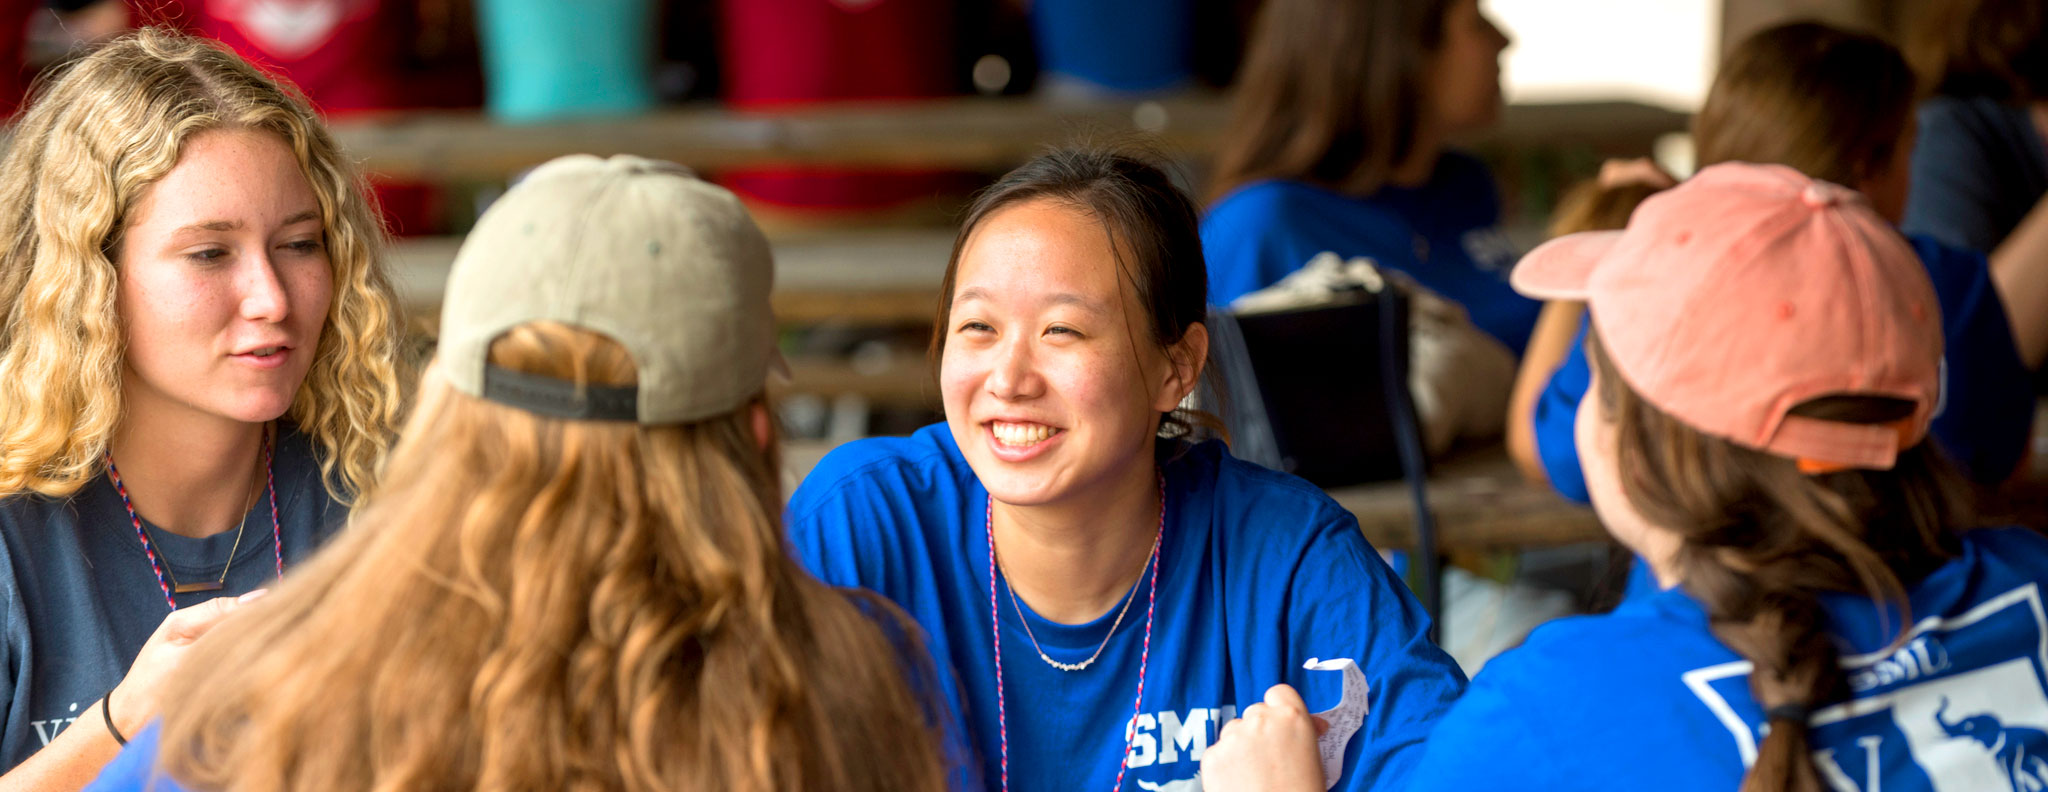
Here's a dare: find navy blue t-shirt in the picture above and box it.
[0,426,346,773]
[1201,152,1539,353]
[785,424,1465,791]
[1407,526,2048,791]
[1903,95,2048,255]
[1531,235,2032,500]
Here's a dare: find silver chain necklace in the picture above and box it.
[990,505,1161,673]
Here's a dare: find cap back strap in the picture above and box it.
[1786,417,1919,475]
[481,364,639,422]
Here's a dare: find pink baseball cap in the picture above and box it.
[1514,162,1944,472]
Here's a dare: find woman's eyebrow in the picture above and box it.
[954,287,1110,315]
[168,209,321,238]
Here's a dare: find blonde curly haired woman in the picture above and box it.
[86,155,952,792]
[0,30,403,789]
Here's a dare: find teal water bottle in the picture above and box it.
[476,0,657,122]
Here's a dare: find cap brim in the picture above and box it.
[1510,230,1622,301]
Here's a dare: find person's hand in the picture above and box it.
[1200,684,1328,792]
[105,590,267,736]
[1598,157,1678,190]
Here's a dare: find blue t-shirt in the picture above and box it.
[786,424,1466,792]
[1531,235,2032,501]
[1903,95,2048,255]
[1407,526,2048,791]
[1201,152,1539,353]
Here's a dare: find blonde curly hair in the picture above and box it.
[0,29,405,500]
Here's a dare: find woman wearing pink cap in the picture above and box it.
[1199,162,2048,791]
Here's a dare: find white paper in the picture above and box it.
[1303,657,1370,790]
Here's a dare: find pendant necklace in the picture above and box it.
[106,430,282,611]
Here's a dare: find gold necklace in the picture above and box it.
[121,437,267,594]
[146,510,250,594]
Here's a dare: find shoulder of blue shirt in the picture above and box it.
[1484,525,2048,683]
[1200,152,1498,306]
[1904,95,2048,254]
[1203,152,1495,229]
[1416,525,2048,787]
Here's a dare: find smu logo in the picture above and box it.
[1120,706,1238,792]
[1686,584,2048,792]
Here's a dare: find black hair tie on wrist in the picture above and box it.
[1764,703,1810,724]
[102,692,126,747]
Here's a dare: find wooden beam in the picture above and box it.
[387,229,953,328]
[332,96,1689,181]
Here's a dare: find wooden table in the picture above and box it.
[1327,447,1603,551]
[782,439,1603,552]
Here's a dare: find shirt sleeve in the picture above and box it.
[83,721,190,792]
[1202,188,1322,306]
[1531,321,1591,503]
[784,465,880,591]
[1279,508,1467,792]
[1903,99,2019,254]
[1914,238,2034,482]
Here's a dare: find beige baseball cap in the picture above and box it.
[438,154,782,424]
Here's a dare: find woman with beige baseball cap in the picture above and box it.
[86,155,952,792]
[1202,162,2048,791]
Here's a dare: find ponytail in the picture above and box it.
[1586,333,1969,790]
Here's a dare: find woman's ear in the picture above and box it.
[1153,322,1210,413]
[750,401,774,452]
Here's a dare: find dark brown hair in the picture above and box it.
[1207,0,1455,201]
[1695,21,1920,186]
[935,147,1212,437]
[1587,332,1967,792]
[1909,0,2048,102]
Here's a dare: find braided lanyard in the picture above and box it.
[105,432,282,612]
[988,472,1165,792]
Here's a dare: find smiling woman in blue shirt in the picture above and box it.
[787,148,1466,792]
